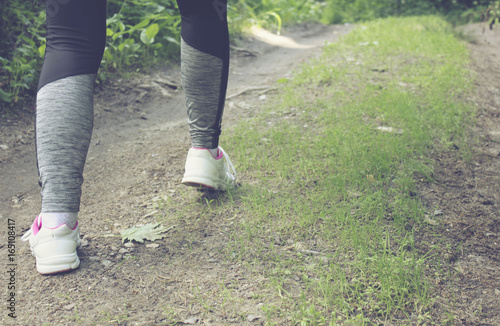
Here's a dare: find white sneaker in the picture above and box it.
[22,215,81,275]
[181,146,236,191]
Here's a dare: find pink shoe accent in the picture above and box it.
[46,221,79,230]
[32,216,42,236]
[191,147,221,159]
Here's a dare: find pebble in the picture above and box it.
[80,238,89,247]
[182,317,199,324]
[318,256,329,264]
[247,314,262,322]
[101,260,113,267]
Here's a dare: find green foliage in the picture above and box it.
[320,0,494,24]
[483,0,500,28]
[228,0,324,34]
[0,0,495,111]
[0,1,46,108]
[100,0,181,82]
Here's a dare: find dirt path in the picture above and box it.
[1,24,352,325]
[414,24,500,325]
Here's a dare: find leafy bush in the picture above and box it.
[321,0,493,24]
[0,0,182,109]
[0,1,45,107]
[228,0,324,34]
[100,0,181,83]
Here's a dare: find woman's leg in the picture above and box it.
[177,0,229,149]
[23,0,106,275]
[177,0,236,190]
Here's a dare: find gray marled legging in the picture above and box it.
[36,0,229,212]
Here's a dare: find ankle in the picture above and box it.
[40,212,78,229]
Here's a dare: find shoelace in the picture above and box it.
[21,229,32,242]
[21,216,40,243]
[218,146,237,182]
[21,228,36,256]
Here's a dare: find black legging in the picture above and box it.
[38,0,229,91]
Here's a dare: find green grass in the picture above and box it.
[157,15,475,324]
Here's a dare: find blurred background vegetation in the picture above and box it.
[0,0,497,111]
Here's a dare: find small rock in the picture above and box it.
[433,210,443,216]
[425,217,438,226]
[80,238,89,247]
[110,245,118,251]
[294,242,307,251]
[495,289,500,296]
[63,303,76,311]
[124,242,135,248]
[318,256,329,264]
[101,260,113,267]
[142,210,157,218]
[119,248,129,254]
[259,94,266,101]
[247,314,262,322]
[0,144,8,150]
[89,256,100,261]
[376,126,403,134]
[182,317,199,324]
[484,148,500,157]
[146,243,160,248]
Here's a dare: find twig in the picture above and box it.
[230,45,260,57]
[298,249,322,255]
[226,86,275,100]
[156,272,175,282]
[435,300,479,320]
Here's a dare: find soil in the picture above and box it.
[0,23,498,325]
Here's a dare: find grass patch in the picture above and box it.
[158,15,475,324]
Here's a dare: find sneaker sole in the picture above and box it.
[181,175,229,191]
[36,253,80,275]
